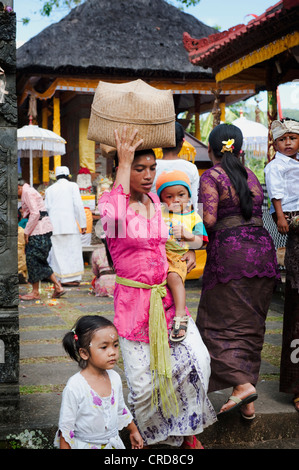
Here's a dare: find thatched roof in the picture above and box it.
[17,0,216,79]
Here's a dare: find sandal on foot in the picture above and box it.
[170,316,189,342]
[182,436,204,449]
[52,289,66,299]
[20,294,41,301]
[240,411,256,420]
[217,393,258,419]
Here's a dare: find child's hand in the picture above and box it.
[172,224,194,242]
[276,214,289,235]
[130,430,143,449]
[127,421,143,449]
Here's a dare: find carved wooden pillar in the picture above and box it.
[211,87,222,128]
[266,62,279,162]
[194,95,201,140]
[0,6,19,427]
[53,94,62,169]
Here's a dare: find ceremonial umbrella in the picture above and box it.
[232,116,268,157]
[17,124,66,186]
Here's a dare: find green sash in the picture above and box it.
[116,275,178,417]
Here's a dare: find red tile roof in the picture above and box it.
[183,1,298,69]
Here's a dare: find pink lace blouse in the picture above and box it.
[98,185,181,343]
[199,164,280,293]
[21,183,53,236]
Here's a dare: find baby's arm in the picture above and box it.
[272,199,289,234]
[127,421,143,449]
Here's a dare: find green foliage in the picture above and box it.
[40,0,82,17]
[178,0,200,6]
[6,430,52,449]
[245,157,266,183]
[282,108,299,121]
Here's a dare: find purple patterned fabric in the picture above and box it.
[199,164,280,293]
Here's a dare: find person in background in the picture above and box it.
[18,206,28,229]
[18,179,65,300]
[91,244,116,297]
[151,122,199,211]
[264,118,299,412]
[17,207,28,283]
[196,124,280,420]
[79,207,93,246]
[45,166,87,287]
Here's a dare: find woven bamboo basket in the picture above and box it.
[87,79,176,150]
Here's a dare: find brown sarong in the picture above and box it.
[196,276,276,392]
[279,230,299,394]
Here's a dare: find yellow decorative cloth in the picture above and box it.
[216,32,299,82]
[115,275,178,417]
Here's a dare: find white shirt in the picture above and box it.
[151,159,200,211]
[45,179,86,235]
[54,370,132,449]
[264,151,299,214]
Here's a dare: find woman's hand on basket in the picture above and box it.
[114,127,143,167]
[114,127,143,193]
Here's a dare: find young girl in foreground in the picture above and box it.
[55,315,143,449]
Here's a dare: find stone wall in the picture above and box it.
[0,6,19,426]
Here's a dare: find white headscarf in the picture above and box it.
[55,166,70,177]
[271,119,299,140]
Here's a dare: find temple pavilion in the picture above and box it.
[16,0,257,184]
[183,0,299,160]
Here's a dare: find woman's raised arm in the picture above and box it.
[114,127,143,194]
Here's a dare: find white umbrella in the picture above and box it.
[232,116,268,157]
[17,124,66,186]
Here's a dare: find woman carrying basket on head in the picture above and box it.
[98,127,216,449]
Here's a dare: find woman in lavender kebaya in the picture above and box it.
[196,124,280,420]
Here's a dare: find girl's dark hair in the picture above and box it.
[63,315,117,369]
[163,122,185,153]
[209,123,253,220]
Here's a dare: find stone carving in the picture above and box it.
[0,7,19,422]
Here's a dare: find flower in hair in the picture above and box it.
[221,139,235,153]
[71,328,78,341]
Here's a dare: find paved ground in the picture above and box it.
[1,265,299,449]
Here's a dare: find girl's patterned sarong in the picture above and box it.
[119,318,217,447]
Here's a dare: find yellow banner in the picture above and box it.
[216,31,299,82]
